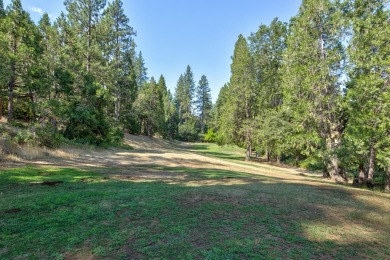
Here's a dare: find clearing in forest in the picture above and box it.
[1,135,390,259]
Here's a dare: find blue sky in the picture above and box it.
[4,0,301,101]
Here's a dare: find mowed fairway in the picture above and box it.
[1,135,390,259]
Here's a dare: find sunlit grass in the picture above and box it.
[1,165,390,259]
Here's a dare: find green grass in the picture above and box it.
[1,162,390,258]
[191,143,246,161]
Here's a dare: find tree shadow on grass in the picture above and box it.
[1,166,390,259]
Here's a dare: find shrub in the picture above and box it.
[36,125,63,148]
[204,129,217,143]
[178,121,198,142]
[107,127,124,146]
[14,129,35,145]
[64,103,110,145]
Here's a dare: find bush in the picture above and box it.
[204,129,217,143]
[299,156,324,171]
[14,129,35,145]
[107,127,124,146]
[64,103,110,145]
[178,121,198,142]
[36,126,63,148]
[0,138,20,156]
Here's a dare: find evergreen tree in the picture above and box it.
[0,0,7,117]
[36,14,57,128]
[164,90,179,142]
[64,0,106,74]
[0,0,4,18]
[281,0,347,181]
[212,83,229,132]
[195,75,212,134]
[249,18,287,109]
[220,35,257,160]
[102,0,136,123]
[182,65,195,122]
[157,74,168,99]
[2,0,38,123]
[174,66,197,141]
[345,0,390,187]
[249,18,287,161]
[174,66,195,122]
[157,75,169,136]
[134,51,148,89]
[175,74,185,124]
[133,77,164,136]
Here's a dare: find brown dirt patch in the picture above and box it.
[1,208,21,214]
[64,247,95,260]
[41,181,64,186]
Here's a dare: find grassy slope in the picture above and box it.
[1,144,390,259]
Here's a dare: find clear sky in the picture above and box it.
[4,0,302,101]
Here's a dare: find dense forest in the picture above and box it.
[0,0,389,190]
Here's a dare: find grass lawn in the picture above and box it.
[190,143,246,162]
[1,144,390,259]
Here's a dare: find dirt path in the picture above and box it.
[15,134,335,188]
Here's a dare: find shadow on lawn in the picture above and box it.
[1,166,390,259]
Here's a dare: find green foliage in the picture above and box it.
[178,119,199,142]
[64,102,110,145]
[175,66,195,124]
[345,0,390,177]
[204,128,217,143]
[14,129,34,145]
[194,75,213,134]
[107,126,124,146]
[36,125,63,148]
[132,77,164,136]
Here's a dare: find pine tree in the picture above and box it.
[346,0,390,187]
[249,18,287,161]
[281,0,347,181]
[249,18,287,109]
[195,75,212,134]
[102,0,136,123]
[37,14,57,127]
[212,83,229,134]
[219,35,257,160]
[175,65,195,124]
[3,0,38,123]
[182,65,195,121]
[134,51,148,89]
[175,74,185,124]
[164,90,179,142]
[133,77,163,136]
[0,0,4,18]
[0,0,6,117]
[64,0,106,74]
[157,74,168,99]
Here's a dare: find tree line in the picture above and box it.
[0,0,213,145]
[1,0,389,191]
[211,0,390,191]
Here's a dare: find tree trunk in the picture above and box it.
[0,95,3,119]
[114,94,120,123]
[358,163,365,184]
[29,90,36,122]
[7,80,14,123]
[266,149,270,162]
[276,154,281,164]
[8,33,17,123]
[385,166,390,193]
[246,144,251,161]
[87,12,92,72]
[367,145,376,181]
[325,133,348,182]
